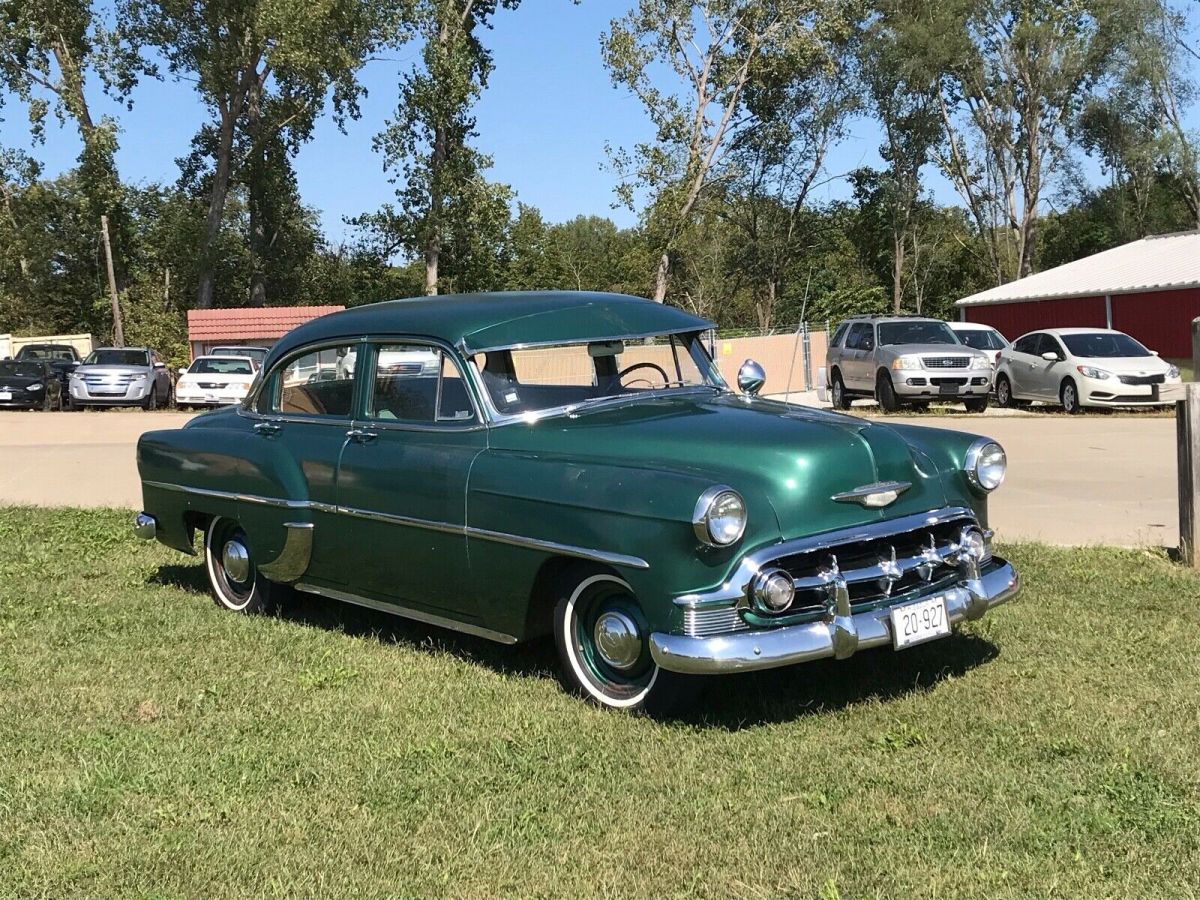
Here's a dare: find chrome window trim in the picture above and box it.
[674,506,977,610]
[141,480,650,570]
[294,581,518,645]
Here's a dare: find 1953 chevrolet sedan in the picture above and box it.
[134,292,1019,711]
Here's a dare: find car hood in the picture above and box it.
[882,343,989,358]
[0,374,46,388]
[181,373,253,384]
[1072,356,1174,375]
[74,365,150,375]
[488,392,958,540]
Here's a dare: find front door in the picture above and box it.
[334,341,487,619]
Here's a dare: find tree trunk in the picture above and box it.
[652,252,670,303]
[892,230,906,313]
[196,105,238,309]
[247,79,268,307]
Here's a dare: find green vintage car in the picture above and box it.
[135,292,1018,711]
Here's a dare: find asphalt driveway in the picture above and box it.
[0,407,1179,548]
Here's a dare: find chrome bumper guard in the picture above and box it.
[650,557,1019,675]
[133,512,157,540]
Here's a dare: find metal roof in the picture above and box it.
[268,292,714,362]
[956,231,1200,307]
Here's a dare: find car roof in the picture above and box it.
[949,322,1000,330]
[1040,327,1123,336]
[268,291,714,363]
[843,315,943,323]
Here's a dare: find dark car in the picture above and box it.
[15,344,83,407]
[0,360,64,410]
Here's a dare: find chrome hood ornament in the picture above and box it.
[831,480,911,509]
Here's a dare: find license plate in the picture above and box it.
[891,596,950,649]
[205,392,220,401]
[0,392,9,400]
[938,383,959,395]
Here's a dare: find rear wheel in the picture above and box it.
[552,565,696,714]
[830,370,851,410]
[996,374,1015,408]
[875,371,899,412]
[1061,378,1082,414]
[204,517,278,614]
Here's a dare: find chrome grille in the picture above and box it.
[682,606,748,638]
[768,517,977,617]
[1118,373,1164,386]
[922,356,970,369]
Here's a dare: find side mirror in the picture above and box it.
[737,359,766,397]
[1040,351,1059,362]
[178,367,188,377]
[1151,350,1160,356]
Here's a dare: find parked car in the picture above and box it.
[0,359,65,410]
[176,355,259,409]
[948,322,1008,366]
[69,347,173,410]
[209,346,268,368]
[14,343,83,406]
[825,315,994,412]
[995,328,1182,413]
[134,292,1019,712]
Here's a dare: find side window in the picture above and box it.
[830,322,850,348]
[1012,334,1039,355]
[270,343,357,417]
[1039,335,1065,359]
[366,343,477,424]
[844,324,864,350]
[860,325,876,352]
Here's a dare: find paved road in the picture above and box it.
[0,408,1178,548]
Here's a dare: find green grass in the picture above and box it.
[2,508,1199,898]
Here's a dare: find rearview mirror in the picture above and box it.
[737,359,766,397]
[1041,351,1059,362]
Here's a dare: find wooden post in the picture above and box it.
[100,215,124,347]
[1178,383,1200,566]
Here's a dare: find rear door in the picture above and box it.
[1006,333,1041,398]
[1029,334,1067,400]
[842,323,872,390]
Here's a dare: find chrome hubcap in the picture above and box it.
[222,539,251,583]
[593,610,642,671]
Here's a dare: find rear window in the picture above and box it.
[189,358,255,376]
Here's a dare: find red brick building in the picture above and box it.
[186,306,344,360]
[956,231,1200,358]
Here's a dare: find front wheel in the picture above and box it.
[552,565,696,713]
[1061,378,1082,414]
[204,517,278,614]
[963,396,989,413]
[875,371,899,412]
[142,387,158,411]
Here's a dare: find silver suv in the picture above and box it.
[69,347,173,410]
[825,316,993,412]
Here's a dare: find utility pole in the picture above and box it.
[100,215,124,347]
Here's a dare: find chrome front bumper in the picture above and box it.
[133,512,157,539]
[650,558,1019,675]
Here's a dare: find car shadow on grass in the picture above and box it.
[147,564,1000,725]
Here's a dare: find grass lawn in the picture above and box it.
[2,508,1199,898]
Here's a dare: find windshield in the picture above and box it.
[1061,332,1152,358]
[18,346,77,361]
[877,321,959,345]
[213,347,266,363]
[472,332,723,417]
[189,358,254,376]
[84,349,150,367]
[955,329,1007,351]
[0,361,43,378]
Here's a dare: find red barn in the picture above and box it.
[956,231,1200,359]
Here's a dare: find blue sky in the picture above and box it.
[4,0,1193,244]
[1,0,897,242]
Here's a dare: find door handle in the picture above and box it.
[347,428,378,444]
[253,421,281,436]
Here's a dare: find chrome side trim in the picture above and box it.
[463,526,650,570]
[652,558,1019,675]
[141,481,650,570]
[674,506,976,610]
[294,581,518,645]
[258,522,314,583]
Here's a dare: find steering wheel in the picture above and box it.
[616,361,670,389]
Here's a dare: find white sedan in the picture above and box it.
[995,328,1182,413]
[176,356,258,409]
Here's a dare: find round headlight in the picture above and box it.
[692,486,746,547]
[965,439,1006,492]
[754,568,795,612]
